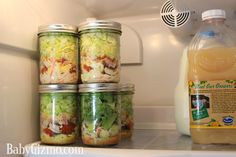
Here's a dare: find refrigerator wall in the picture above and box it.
[102,0,236,129]
[116,13,190,129]
[0,0,91,156]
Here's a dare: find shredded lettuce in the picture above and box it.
[120,92,134,132]
[79,30,120,83]
[121,94,133,116]
[80,92,119,131]
[80,30,120,59]
[40,93,77,116]
[40,32,78,59]
[39,32,78,83]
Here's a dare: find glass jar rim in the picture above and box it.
[78,20,121,33]
[78,83,119,93]
[38,24,78,34]
[39,84,77,93]
[119,83,135,92]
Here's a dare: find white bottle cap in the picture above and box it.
[86,17,97,22]
[202,9,226,21]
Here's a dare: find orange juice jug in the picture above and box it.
[188,9,236,144]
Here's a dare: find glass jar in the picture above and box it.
[39,85,78,145]
[78,83,121,146]
[119,84,135,138]
[38,24,79,84]
[78,20,122,83]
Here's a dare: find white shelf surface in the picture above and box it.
[23,130,236,157]
[23,142,236,157]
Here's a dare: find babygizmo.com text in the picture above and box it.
[5,143,84,155]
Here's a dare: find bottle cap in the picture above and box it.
[202,9,226,21]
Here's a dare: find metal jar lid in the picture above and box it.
[119,83,135,92]
[78,83,119,93]
[39,84,77,93]
[38,24,78,34]
[78,20,121,33]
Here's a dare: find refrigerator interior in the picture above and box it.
[0,0,236,156]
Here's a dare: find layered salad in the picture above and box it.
[40,93,77,144]
[80,92,120,146]
[121,93,134,138]
[80,30,120,83]
[39,32,78,84]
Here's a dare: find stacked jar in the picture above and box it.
[38,24,79,145]
[78,20,122,146]
[120,84,135,139]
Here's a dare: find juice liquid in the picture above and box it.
[188,47,236,144]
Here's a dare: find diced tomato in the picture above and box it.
[60,122,76,134]
[97,55,117,69]
[43,128,54,137]
[61,58,66,64]
[97,55,106,60]
[69,66,76,73]
[83,64,93,72]
[56,58,67,64]
[103,57,117,68]
[41,66,48,74]
[97,55,114,62]
[127,120,134,129]
[103,57,113,64]
[96,127,102,136]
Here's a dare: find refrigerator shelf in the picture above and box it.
[24,129,236,157]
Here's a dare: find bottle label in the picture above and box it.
[189,80,236,128]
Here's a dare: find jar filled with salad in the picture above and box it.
[119,84,135,138]
[38,24,79,84]
[39,85,78,145]
[78,20,122,83]
[78,83,121,146]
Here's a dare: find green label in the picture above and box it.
[192,106,209,121]
[189,79,236,128]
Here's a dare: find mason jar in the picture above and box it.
[119,84,135,138]
[39,85,78,145]
[78,20,122,83]
[78,83,121,146]
[38,24,79,84]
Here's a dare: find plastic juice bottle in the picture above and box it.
[188,9,236,144]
